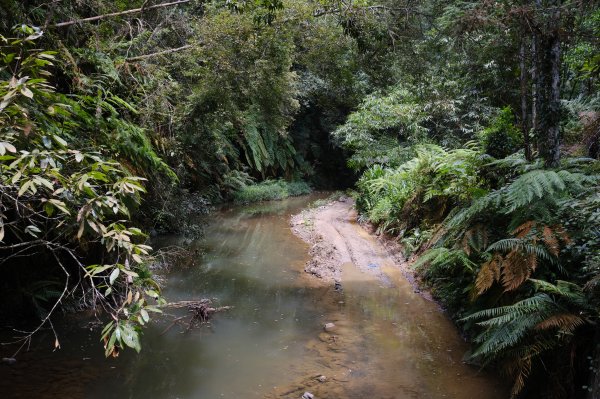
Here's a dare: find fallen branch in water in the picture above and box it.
[160,299,233,334]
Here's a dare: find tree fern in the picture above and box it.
[464,292,571,358]
[487,238,556,264]
[503,170,591,212]
[463,279,592,397]
[413,247,476,275]
[448,169,593,230]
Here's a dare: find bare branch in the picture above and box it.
[2,247,70,356]
[125,45,192,62]
[52,0,191,28]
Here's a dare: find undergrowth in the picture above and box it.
[233,179,312,203]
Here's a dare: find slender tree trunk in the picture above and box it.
[520,37,532,160]
[546,26,561,167]
[588,330,600,399]
[536,35,550,164]
[531,5,540,155]
[535,0,562,168]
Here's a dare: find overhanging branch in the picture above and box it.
[52,0,191,28]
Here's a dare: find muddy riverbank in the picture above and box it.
[290,197,426,294]
[288,196,507,398]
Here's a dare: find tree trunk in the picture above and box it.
[535,0,562,168]
[531,8,540,154]
[588,330,600,399]
[546,29,561,167]
[520,37,532,160]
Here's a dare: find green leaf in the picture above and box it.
[44,202,55,216]
[140,309,150,323]
[101,321,114,338]
[11,170,22,184]
[0,142,16,154]
[24,224,41,237]
[48,199,70,215]
[53,135,68,147]
[121,323,141,352]
[20,86,33,98]
[3,53,15,63]
[105,330,118,357]
[18,181,32,196]
[86,264,114,276]
[145,289,159,299]
[109,267,120,285]
[35,177,54,190]
[121,269,139,278]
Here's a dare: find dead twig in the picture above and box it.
[161,299,233,332]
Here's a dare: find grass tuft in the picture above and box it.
[233,179,312,203]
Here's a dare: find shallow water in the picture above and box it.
[0,195,506,398]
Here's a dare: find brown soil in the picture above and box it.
[290,196,431,299]
[286,197,506,399]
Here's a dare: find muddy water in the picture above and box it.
[0,195,506,398]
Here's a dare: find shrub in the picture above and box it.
[356,144,485,235]
[479,107,523,159]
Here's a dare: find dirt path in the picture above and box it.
[291,196,415,289]
[286,197,506,399]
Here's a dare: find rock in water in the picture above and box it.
[2,357,16,365]
[302,393,314,399]
[324,322,336,332]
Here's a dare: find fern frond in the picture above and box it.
[542,225,559,257]
[414,247,476,274]
[446,191,502,229]
[508,354,531,398]
[530,279,589,309]
[512,221,535,238]
[472,312,546,356]
[502,339,558,398]
[475,253,502,295]
[462,293,554,322]
[534,313,585,333]
[500,251,537,291]
[488,239,556,263]
[503,169,590,212]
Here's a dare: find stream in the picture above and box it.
[0,194,506,398]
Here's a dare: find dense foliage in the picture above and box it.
[1,0,599,397]
[334,1,600,397]
[0,27,164,356]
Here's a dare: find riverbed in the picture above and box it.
[0,195,506,398]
